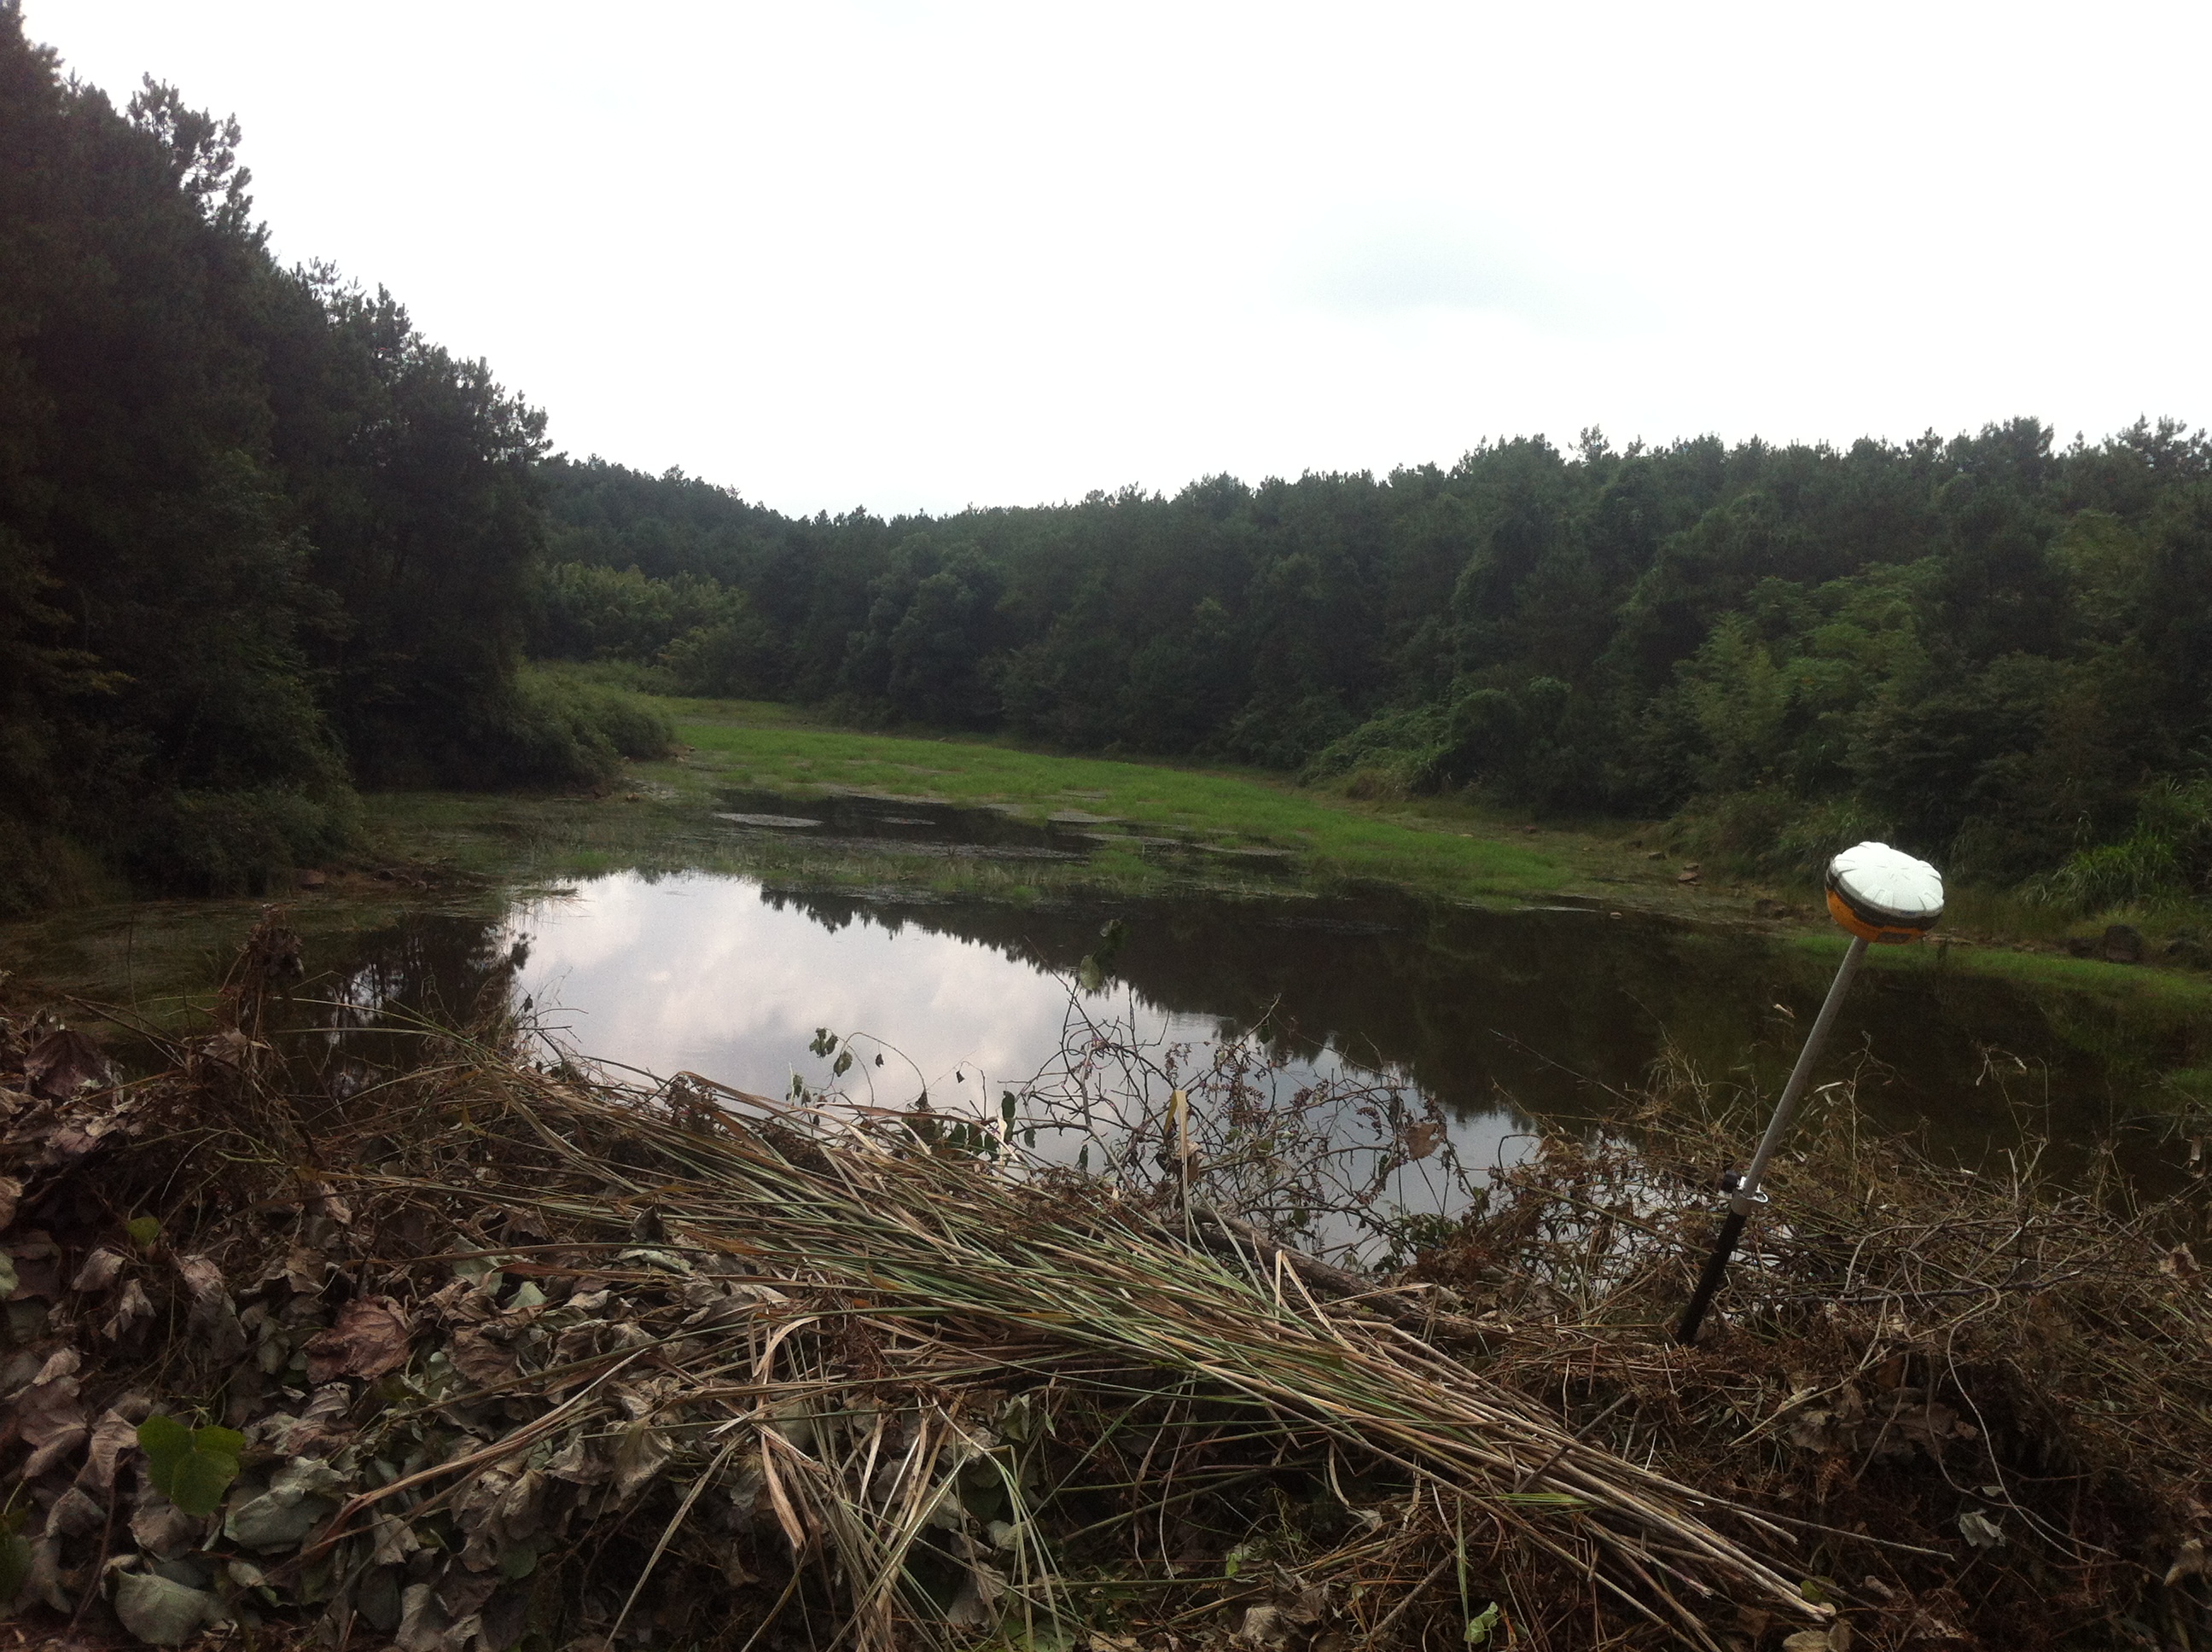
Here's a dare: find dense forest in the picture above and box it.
[0,5,663,911]
[533,426,2212,902]
[5,2,2209,918]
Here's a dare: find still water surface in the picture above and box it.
[11,794,2203,1193]
[335,866,2199,1180]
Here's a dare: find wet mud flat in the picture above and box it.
[713,786,1311,875]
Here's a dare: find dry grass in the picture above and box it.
[2,921,2208,1651]
[1412,1048,2212,1650]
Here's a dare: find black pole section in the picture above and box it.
[1674,934,1870,1346]
[1674,1207,1748,1345]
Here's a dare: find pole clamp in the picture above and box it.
[1720,1171,1769,1219]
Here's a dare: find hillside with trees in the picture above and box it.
[6,0,2208,918]
[0,3,663,912]
[532,428,2212,901]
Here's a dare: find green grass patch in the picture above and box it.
[1790,929,2212,1011]
[665,703,1569,899]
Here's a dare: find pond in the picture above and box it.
[346,867,2193,1149]
[7,790,2205,1233]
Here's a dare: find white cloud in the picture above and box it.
[26,0,2209,513]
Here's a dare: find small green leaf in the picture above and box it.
[138,1415,243,1516]
[137,1414,191,1459]
[195,1425,246,1460]
[1465,1602,1502,1643]
[126,1216,162,1250]
[0,1533,32,1605]
[0,1253,16,1300]
[167,1451,240,1518]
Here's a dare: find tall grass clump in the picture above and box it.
[2029,777,2212,913]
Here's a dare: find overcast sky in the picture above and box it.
[26,2,2211,516]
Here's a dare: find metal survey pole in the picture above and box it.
[1674,842,1944,1347]
[1674,935,1865,1343]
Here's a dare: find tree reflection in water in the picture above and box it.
[302,873,2205,1200]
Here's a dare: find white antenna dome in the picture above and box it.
[1825,841,1943,941]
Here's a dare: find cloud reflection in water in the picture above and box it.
[501,871,1523,1223]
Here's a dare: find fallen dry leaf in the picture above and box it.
[1401,1120,1447,1161]
[2166,1536,2207,1586]
[44,1484,105,1539]
[450,1324,519,1387]
[10,1365,88,1478]
[304,1296,412,1382]
[71,1246,127,1293]
[300,1180,353,1225]
[132,1488,208,1560]
[263,1382,358,1457]
[75,1407,139,1492]
[23,1027,112,1099]
[611,1417,672,1500]
[1235,1603,1288,1649]
[100,1277,154,1341]
[260,1246,330,1294]
[173,1252,248,1360]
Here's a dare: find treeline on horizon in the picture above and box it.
[533,421,2212,906]
[3,4,2208,923]
[0,7,666,912]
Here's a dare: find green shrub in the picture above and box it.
[661,612,779,698]
[1668,789,1899,881]
[538,657,677,695]
[1301,703,1452,789]
[124,784,360,895]
[1307,679,1585,804]
[469,669,674,788]
[1218,692,1356,770]
[0,818,114,916]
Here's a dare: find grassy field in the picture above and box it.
[658,696,1578,899]
[271,688,2212,1013]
